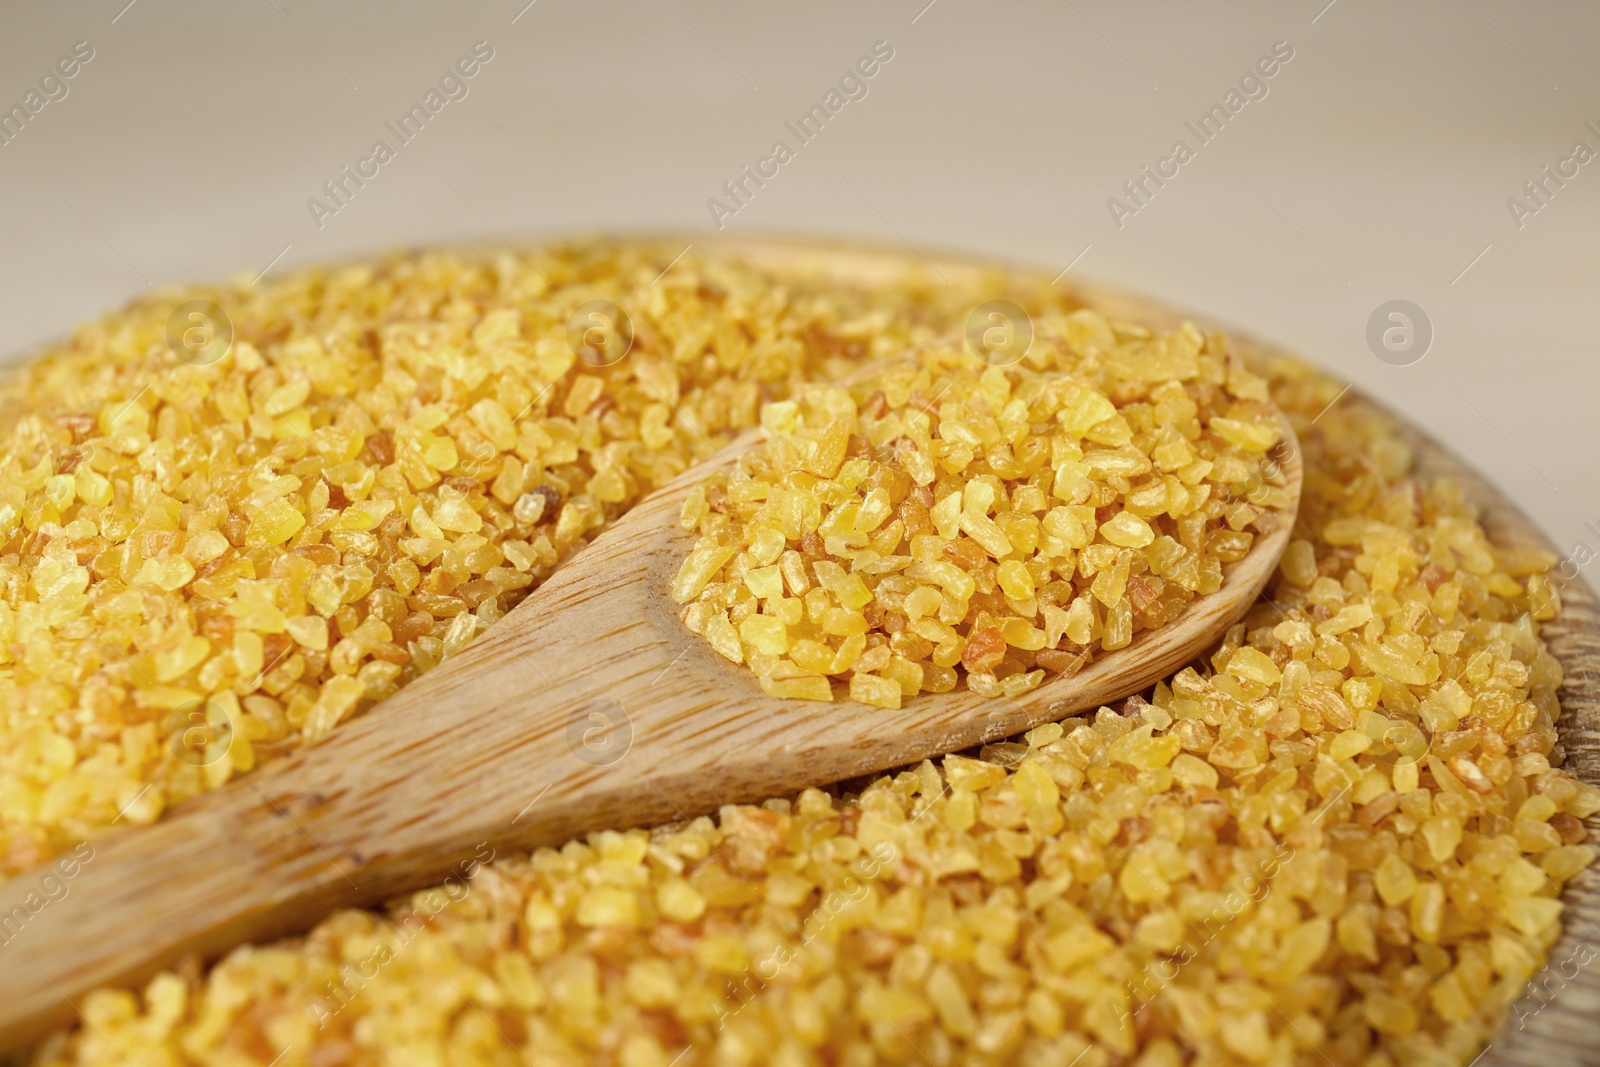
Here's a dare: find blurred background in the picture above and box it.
[0,0,1594,590]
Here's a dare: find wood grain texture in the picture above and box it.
[1,236,1591,1066]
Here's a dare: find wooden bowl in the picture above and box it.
[694,236,1600,1067]
[11,235,1594,1064]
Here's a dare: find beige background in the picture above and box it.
[0,0,1595,594]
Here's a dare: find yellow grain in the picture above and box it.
[4,243,1589,1067]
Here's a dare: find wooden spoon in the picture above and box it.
[0,411,1301,1053]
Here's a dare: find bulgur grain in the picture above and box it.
[0,244,940,872]
[6,243,1594,1067]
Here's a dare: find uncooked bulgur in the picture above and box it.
[4,242,1595,1067]
[0,243,942,874]
[671,325,1289,709]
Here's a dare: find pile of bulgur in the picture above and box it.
[671,326,1289,709]
[5,243,1595,1067]
[0,243,931,873]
